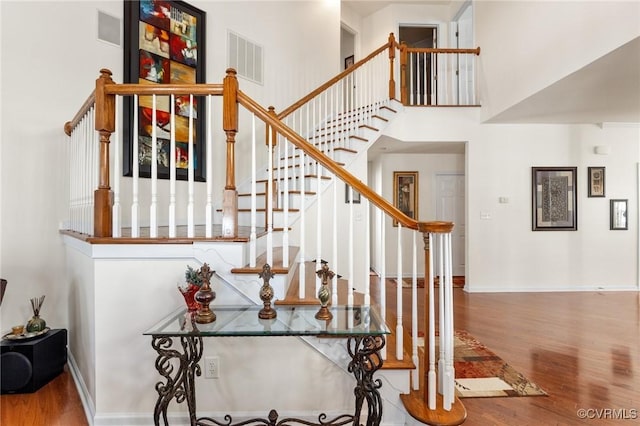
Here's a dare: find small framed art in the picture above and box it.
[393,171,418,226]
[610,199,628,230]
[344,55,354,69]
[587,167,605,197]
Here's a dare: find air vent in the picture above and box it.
[228,31,263,84]
[97,10,121,47]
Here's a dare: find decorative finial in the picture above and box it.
[258,264,277,319]
[315,263,335,321]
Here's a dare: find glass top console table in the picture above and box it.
[144,305,390,426]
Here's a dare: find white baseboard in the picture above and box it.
[464,285,640,293]
[67,350,96,426]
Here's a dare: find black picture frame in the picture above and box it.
[123,0,206,181]
[345,183,361,204]
[393,171,418,227]
[532,167,577,231]
[610,199,628,230]
[344,55,354,70]
[587,166,605,197]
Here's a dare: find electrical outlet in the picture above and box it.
[204,356,219,379]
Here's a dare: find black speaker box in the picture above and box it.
[1,328,67,394]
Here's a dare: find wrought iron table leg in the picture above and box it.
[151,335,204,426]
[347,335,385,426]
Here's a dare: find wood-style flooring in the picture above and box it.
[1,289,638,426]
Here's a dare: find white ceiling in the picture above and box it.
[488,36,640,124]
[343,1,449,17]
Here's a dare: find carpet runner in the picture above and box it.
[421,330,547,398]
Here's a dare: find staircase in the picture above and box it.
[61,34,476,425]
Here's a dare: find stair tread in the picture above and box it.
[275,260,414,370]
[231,246,299,274]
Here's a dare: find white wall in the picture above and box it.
[359,3,455,54]
[475,1,640,121]
[0,0,122,335]
[370,152,464,277]
[383,108,639,292]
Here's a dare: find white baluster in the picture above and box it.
[249,114,257,267]
[396,223,403,360]
[364,197,371,307]
[379,208,387,360]
[298,145,306,299]
[282,133,289,268]
[150,95,158,237]
[437,233,445,394]
[112,100,121,237]
[331,178,338,307]
[187,94,194,238]
[348,184,354,307]
[428,232,436,409]
[411,231,419,390]
[131,95,140,238]
[266,125,273,266]
[205,95,213,238]
[444,232,455,409]
[169,94,176,238]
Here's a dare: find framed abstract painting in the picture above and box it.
[123,0,206,181]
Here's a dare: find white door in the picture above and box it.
[436,174,465,276]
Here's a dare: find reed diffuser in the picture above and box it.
[26,295,46,333]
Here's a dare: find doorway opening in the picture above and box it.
[399,25,437,105]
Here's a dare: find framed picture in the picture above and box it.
[393,171,418,226]
[123,0,207,181]
[610,199,628,230]
[344,55,354,69]
[588,167,605,197]
[345,183,361,204]
[532,167,577,231]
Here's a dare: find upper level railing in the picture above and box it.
[399,44,481,106]
[62,33,477,423]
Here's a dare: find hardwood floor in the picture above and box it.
[452,289,639,426]
[1,289,638,425]
[0,365,87,426]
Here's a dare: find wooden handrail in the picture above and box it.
[239,90,452,234]
[105,84,224,96]
[404,47,481,55]
[64,90,95,136]
[277,37,395,120]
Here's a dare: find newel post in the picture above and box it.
[94,69,115,238]
[399,42,408,105]
[388,33,396,100]
[222,68,239,238]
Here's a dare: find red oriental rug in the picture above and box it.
[424,330,547,398]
